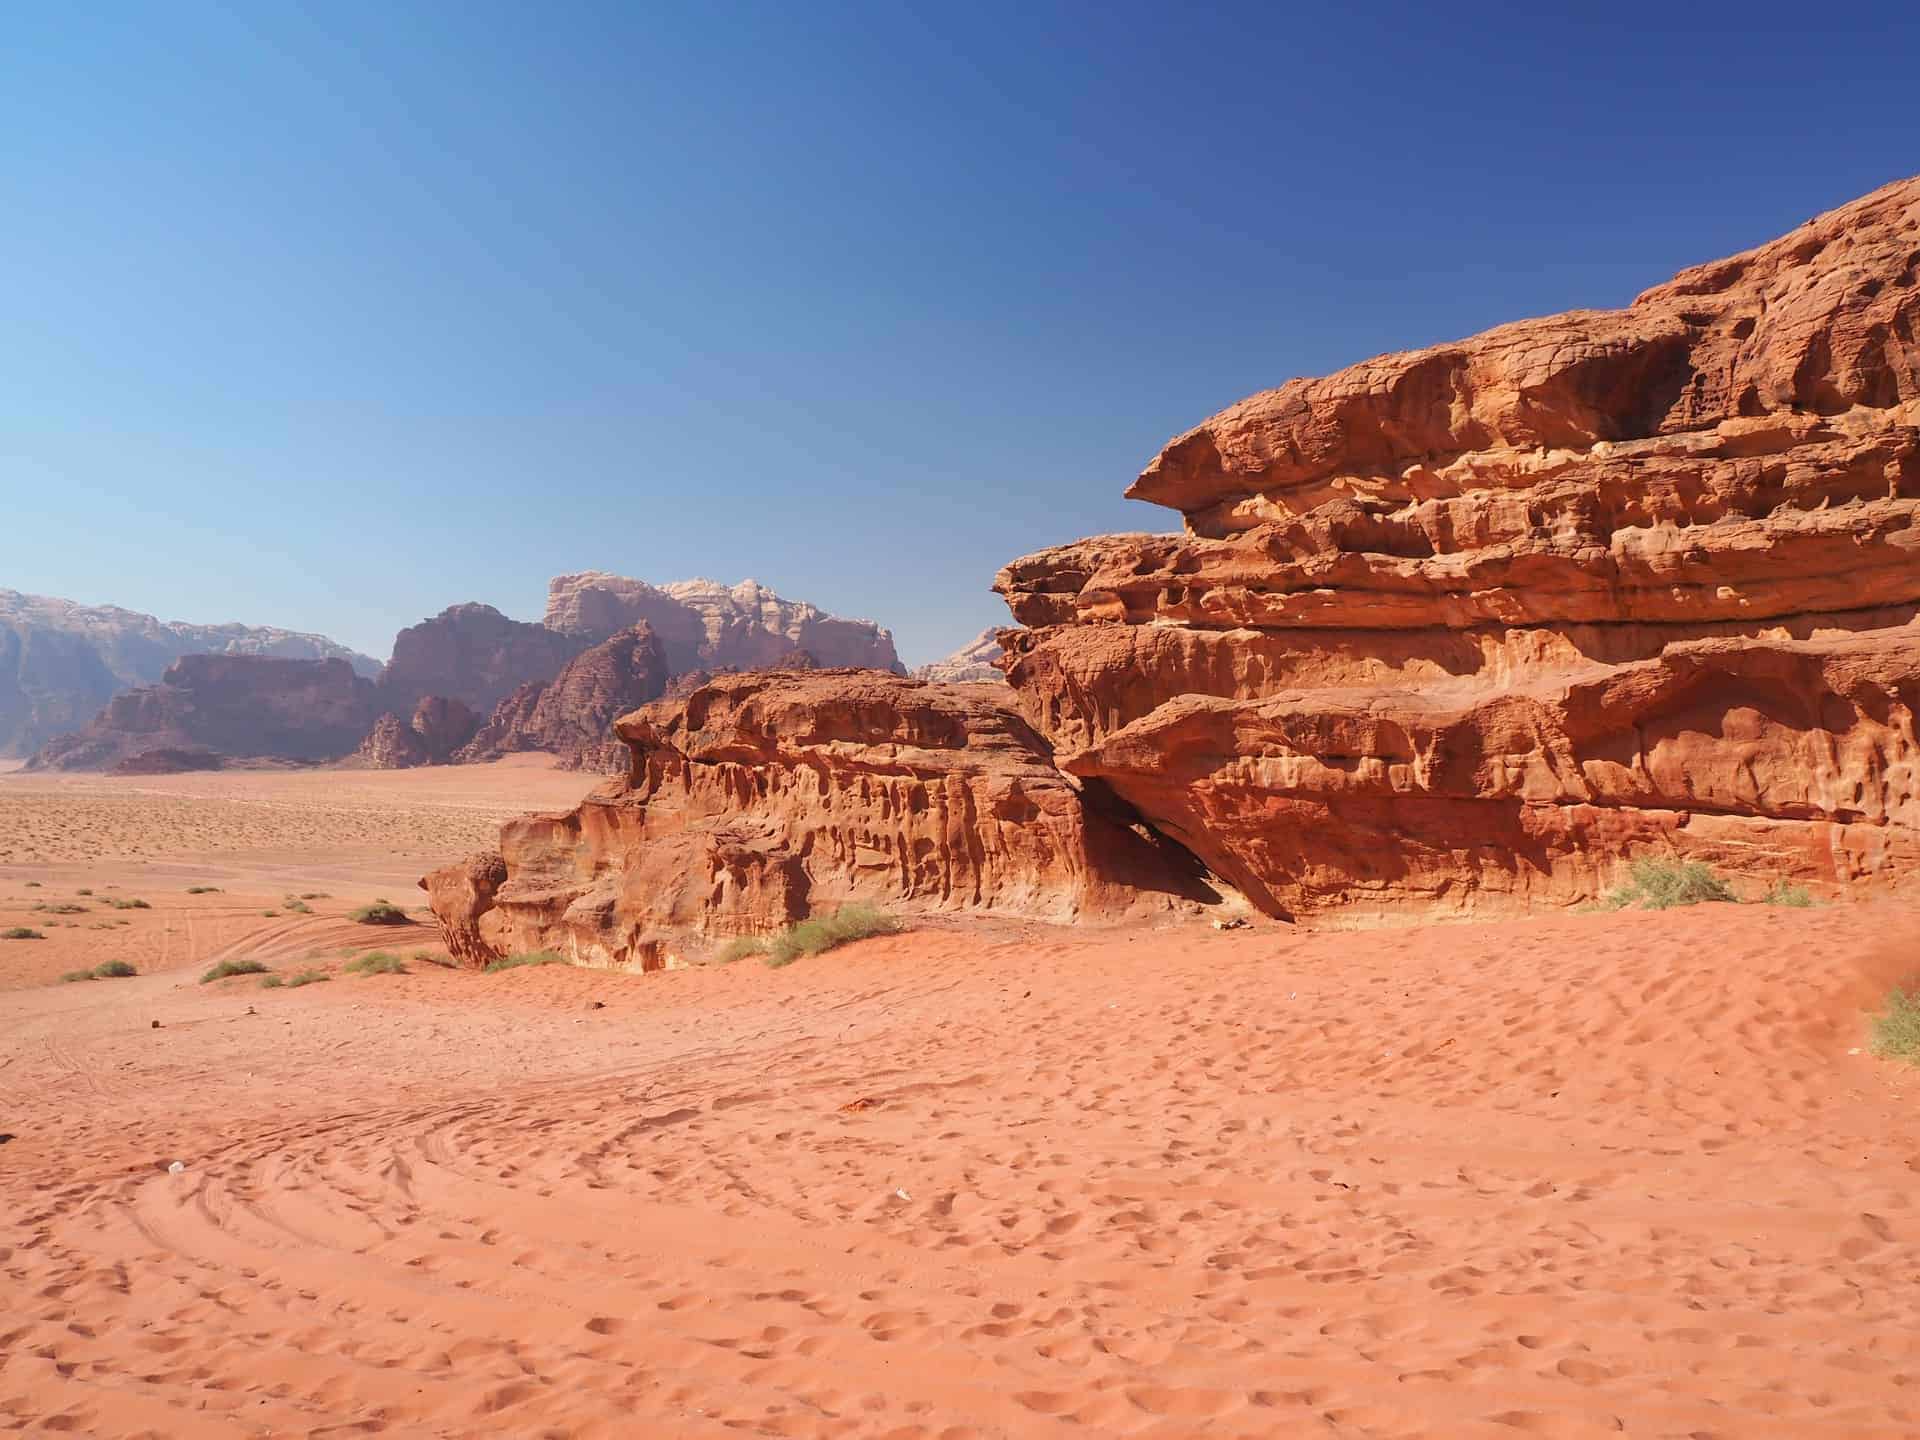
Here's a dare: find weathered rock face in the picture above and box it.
[0,589,378,758]
[422,670,1221,969]
[456,624,670,772]
[914,628,1007,684]
[545,573,904,675]
[998,176,1920,919]
[354,696,482,769]
[379,603,586,714]
[31,655,380,771]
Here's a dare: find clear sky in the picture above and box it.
[4,2,1917,665]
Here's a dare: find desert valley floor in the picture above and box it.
[1,761,1917,1438]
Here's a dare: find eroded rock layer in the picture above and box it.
[422,670,1219,969]
[456,624,669,772]
[997,176,1920,918]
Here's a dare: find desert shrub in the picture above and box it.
[2,927,44,940]
[36,902,88,915]
[201,958,269,983]
[282,896,312,914]
[107,897,151,910]
[714,935,770,964]
[300,892,330,900]
[411,949,454,968]
[61,969,95,983]
[261,910,279,917]
[1871,989,1920,1065]
[92,960,137,979]
[765,905,903,968]
[185,886,221,894]
[343,951,406,976]
[23,881,40,889]
[1596,858,1737,911]
[1762,880,1814,907]
[349,900,409,926]
[286,969,330,988]
[484,950,564,973]
[260,974,284,988]
[75,888,92,896]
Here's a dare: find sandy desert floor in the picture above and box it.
[3,768,1919,1437]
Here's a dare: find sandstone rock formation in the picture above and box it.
[378,603,586,715]
[913,628,1006,684]
[426,176,1920,961]
[353,696,482,769]
[545,573,903,675]
[32,655,380,772]
[456,624,669,772]
[996,175,1920,918]
[422,670,1219,969]
[0,589,377,757]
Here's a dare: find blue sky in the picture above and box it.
[3,2,1917,665]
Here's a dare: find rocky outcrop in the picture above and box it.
[354,696,482,769]
[379,603,586,715]
[456,624,669,772]
[545,573,903,675]
[421,670,1221,969]
[0,590,378,758]
[31,655,380,772]
[914,628,1006,684]
[997,175,1920,919]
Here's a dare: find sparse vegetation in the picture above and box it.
[92,960,137,978]
[34,902,89,915]
[1871,988,1920,1065]
[201,958,270,983]
[61,969,95,983]
[3,927,45,940]
[763,905,903,969]
[1596,859,1738,912]
[349,899,410,926]
[484,949,564,973]
[261,910,279,917]
[106,897,151,910]
[185,886,222,894]
[343,951,406,976]
[264,968,330,990]
[714,935,770,964]
[75,887,92,896]
[1762,880,1815,907]
[282,896,312,914]
[300,892,330,900]
[411,949,454,968]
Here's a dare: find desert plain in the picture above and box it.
[1,760,1916,1439]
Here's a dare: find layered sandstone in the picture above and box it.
[354,696,482,769]
[456,624,669,772]
[545,573,903,675]
[422,670,1220,969]
[31,655,380,772]
[997,176,1920,918]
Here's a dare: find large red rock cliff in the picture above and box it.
[998,176,1920,917]
[456,624,670,772]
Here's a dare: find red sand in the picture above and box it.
[3,896,1917,1438]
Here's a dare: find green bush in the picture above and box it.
[201,958,269,983]
[1596,858,1737,911]
[286,969,330,988]
[61,969,95,983]
[35,902,88,915]
[348,900,410,926]
[714,935,770,964]
[484,950,564,973]
[411,949,454,968]
[92,960,137,979]
[107,897,151,910]
[300,892,330,900]
[343,951,406,976]
[260,974,284,989]
[2,927,44,940]
[765,905,903,968]
[75,888,92,896]
[282,897,312,914]
[185,886,222,894]
[1762,880,1814,907]
[1871,989,1920,1065]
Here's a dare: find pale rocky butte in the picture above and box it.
[0,590,377,757]
[425,176,1919,961]
[913,628,1007,684]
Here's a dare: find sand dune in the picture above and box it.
[3,896,1916,1437]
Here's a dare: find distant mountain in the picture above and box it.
[0,589,380,757]
[545,572,904,675]
[913,628,1005,684]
